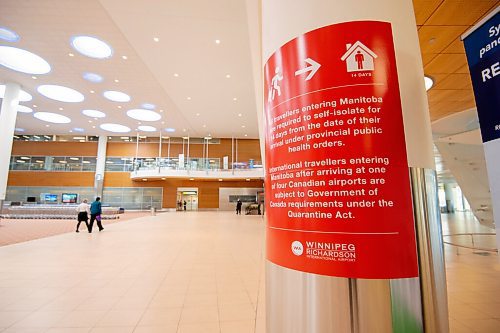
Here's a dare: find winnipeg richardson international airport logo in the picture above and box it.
[292,241,357,262]
[291,241,304,256]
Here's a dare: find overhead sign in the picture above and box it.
[463,8,500,143]
[264,21,418,279]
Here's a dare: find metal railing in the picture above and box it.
[443,232,498,255]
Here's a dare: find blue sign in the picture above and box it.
[463,9,500,143]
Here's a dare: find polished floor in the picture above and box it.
[0,211,498,332]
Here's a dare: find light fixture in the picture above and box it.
[153,37,159,42]
[244,134,248,137]
[173,73,179,77]
[122,55,127,60]
[161,178,166,180]
[83,72,104,83]
[0,46,51,74]
[20,156,30,160]
[246,178,251,181]
[0,27,20,42]
[59,107,64,111]
[196,113,200,116]
[187,97,191,100]
[204,136,212,140]
[165,128,175,132]
[90,90,95,94]
[141,103,156,110]
[202,124,206,128]
[32,76,37,80]
[189,178,194,181]
[0,85,33,101]
[114,79,119,83]
[226,74,231,78]
[218,179,223,182]
[215,39,221,44]
[424,75,434,91]
[103,90,130,102]
[17,105,33,113]
[73,128,85,132]
[70,35,113,59]
[68,53,74,57]
[238,113,242,117]
[241,125,246,128]
[142,178,148,181]
[34,112,71,124]
[100,123,131,133]
[15,128,25,132]
[126,109,161,121]
[138,125,157,132]
[233,97,237,101]
[37,84,84,103]
[82,109,106,118]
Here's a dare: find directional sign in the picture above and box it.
[295,58,321,81]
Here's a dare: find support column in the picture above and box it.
[261,1,447,332]
[94,136,108,199]
[0,83,21,203]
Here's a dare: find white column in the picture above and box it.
[0,83,21,201]
[94,136,108,198]
[262,1,446,332]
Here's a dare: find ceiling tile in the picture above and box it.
[434,73,473,90]
[425,53,468,74]
[412,0,444,25]
[425,0,498,25]
[418,25,468,54]
[442,37,467,53]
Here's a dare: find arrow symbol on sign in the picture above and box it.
[294,58,321,81]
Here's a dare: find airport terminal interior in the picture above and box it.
[0,1,499,332]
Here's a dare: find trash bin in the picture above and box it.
[151,207,156,216]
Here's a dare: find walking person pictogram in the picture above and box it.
[268,67,283,102]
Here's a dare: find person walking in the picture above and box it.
[75,199,90,232]
[183,200,187,211]
[236,199,242,215]
[89,197,104,233]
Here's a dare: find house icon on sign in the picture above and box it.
[341,41,378,73]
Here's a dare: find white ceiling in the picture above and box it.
[0,0,258,138]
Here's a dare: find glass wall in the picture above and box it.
[10,156,97,172]
[6,186,163,210]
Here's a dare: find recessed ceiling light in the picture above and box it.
[68,53,74,57]
[33,104,37,108]
[117,105,122,109]
[241,125,246,128]
[173,73,179,77]
[34,112,71,124]
[218,179,223,181]
[103,90,130,102]
[424,76,434,91]
[142,178,148,181]
[244,134,248,137]
[233,97,237,101]
[88,120,92,123]
[122,55,127,60]
[226,74,231,78]
[38,84,84,103]
[32,76,37,80]
[141,103,156,110]
[0,46,51,74]
[83,72,103,83]
[189,178,194,181]
[15,128,25,132]
[161,177,166,180]
[17,105,33,113]
[182,136,189,139]
[0,27,20,42]
[73,128,85,132]
[138,125,157,132]
[92,126,96,128]
[215,39,221,44]
[183,129,186,132]
[165,128,175,132]
[100,123,131,133]
[246,178,251,181]
[196,113,200,116]
[187,97,191,100]
[82,109,106,118]
[153,37,159,42]
[59,107,63,111]
[71,35,113,59]
[126,109,161,121]
[90,90,95,94]
[0,85,33,101]
[202,124,206,128]
[204,136,212,140]
[114,79,119,83]
[238,113,242,117]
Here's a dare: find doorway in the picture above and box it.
[177,187,199,211]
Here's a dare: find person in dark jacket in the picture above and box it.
[89,197,104,233]
[236,199,242,215]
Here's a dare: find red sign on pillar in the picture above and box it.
[264,21,418,279]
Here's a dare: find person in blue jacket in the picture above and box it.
[89,197,104,233]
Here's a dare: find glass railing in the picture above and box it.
[132,157,263,172]
[9,156,97,172]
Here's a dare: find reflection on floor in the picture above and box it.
[0,212,150,247]
[0,211,497,332]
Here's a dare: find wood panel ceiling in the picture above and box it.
[412,0,499,121]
